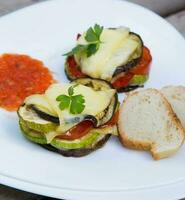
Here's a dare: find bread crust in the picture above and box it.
[161,85,185,130]
[118,88,185,160]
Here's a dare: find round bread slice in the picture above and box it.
[161,86,185,129]
[118,88,185,160]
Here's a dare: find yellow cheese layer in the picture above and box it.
[44,83,115,132]
[76,27,139,81]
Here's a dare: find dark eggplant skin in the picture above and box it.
[41,134,111,157]
[73,77,114,90]
[117,85,144,93]
[31,106,59,124]
[83,115,98,127]
[31,104,98,127]
[112,59,140,77]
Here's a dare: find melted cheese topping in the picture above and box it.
[24,83,116,141]
[44,83,115,132]
[75,27,139,80]
[24,94,57,116]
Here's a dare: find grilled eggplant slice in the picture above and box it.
[73,78,118,127]
[42,134,111,157]
[24,94,58,117]
[31,105,59,124]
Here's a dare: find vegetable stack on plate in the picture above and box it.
[18,78,118,157]
[64,24,152,92]
[17,24,152,157]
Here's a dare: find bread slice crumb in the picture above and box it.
[161,86,185,129]
[118,88,185,160]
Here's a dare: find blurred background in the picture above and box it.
[0,0,184,200]
[0,0,184,37]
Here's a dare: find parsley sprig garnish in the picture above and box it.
[63,24,104,57]
[56,85,85,114]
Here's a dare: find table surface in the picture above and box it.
[0,0,185,200]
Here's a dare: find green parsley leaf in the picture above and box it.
[70,95,85,114]
[56,95,70,110]
[63,24,104,58]
[68,84,79,96]
[56,85,85,114]
[94,24,103,40]
[85,27,99,42]
[68,86,74,96]
[85,24,103,42]
[63,45,87,56]
[86,44,99,57]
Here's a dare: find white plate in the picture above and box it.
[0,0,185,199]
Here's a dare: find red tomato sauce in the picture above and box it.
[0,54,54,111]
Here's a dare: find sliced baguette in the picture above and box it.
[118,88,185,160]
[161,86,185,129]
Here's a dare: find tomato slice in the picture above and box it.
[112,72,134,89]
[130,46,152,75]
[56,109,119,141]
[112,46,152,89]
[56,110,119,141]
[67,56,86,78]
[56,120,93,141]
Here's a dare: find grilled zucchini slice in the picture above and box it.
[19,120,47,144]
[18,105,58,133]
[43,125,116,157]
[42,134,111,157]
